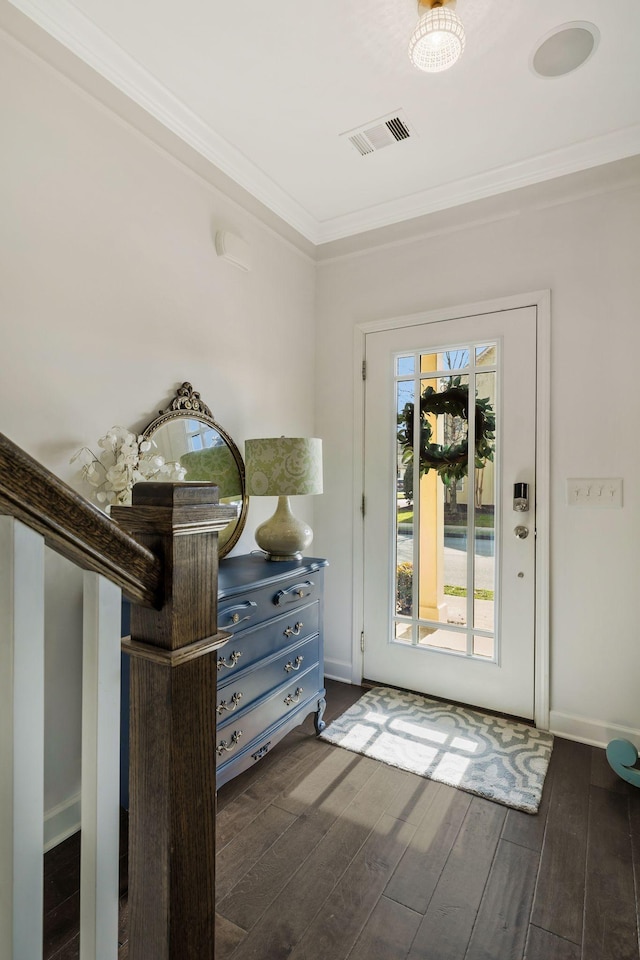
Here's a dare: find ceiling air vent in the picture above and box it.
[343,111,415,157]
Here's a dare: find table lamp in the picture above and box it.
[245,437,323,560]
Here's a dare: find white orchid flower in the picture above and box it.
[98,429,119,451]
[70,446,95,467]
[85,467,104,488]
[119,448,139,467]
[72,423,189,513]
[106,463,131,492]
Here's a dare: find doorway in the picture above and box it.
[359,301,549,722]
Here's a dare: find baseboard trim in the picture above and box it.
[44,793,81,852]
[324,659,353,684]
[549,711,640,750]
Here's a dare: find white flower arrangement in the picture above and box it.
[71,425,186,510]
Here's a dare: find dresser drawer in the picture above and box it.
[216,601,319,677]
[213,555,328,790]
[216,662,322,770]
[216,634,319,720]
[218,571,323,634]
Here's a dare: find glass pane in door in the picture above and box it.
[395,375,415,626]
[392,342,498,662]
[417,373,470,639]
[474,368,496,640]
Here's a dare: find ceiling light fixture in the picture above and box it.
[409,0,466,74]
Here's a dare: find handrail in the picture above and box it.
[0,432,162,608]
[1,433,235,958]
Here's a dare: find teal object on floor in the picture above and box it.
[606,738,640,786]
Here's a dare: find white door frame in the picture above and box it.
[352,290,551,729]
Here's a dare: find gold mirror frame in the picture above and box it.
[142,382,247,557]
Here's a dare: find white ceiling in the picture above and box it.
[7,0,640,244]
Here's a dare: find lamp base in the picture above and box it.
[254,496,313,561]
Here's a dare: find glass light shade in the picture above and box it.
[409,7,466,73]
[245,437,323,497]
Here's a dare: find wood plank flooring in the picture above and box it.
[43,680,640,960]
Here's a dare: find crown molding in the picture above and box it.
[315,123,640,243]
[7,0,640,248]
[6,0,319,241]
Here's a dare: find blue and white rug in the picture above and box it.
[320,686,553,814]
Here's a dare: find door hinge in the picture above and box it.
[362,359,366,381]
[360,631,365,652]
[361,493,365,517]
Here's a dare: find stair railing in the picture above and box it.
[0,432,234,960]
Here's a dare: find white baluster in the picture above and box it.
[0,517,45,960]
[80,572,121,960]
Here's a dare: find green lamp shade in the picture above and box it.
[244,437,323,560]
[244,438,323,497]
[180,445,241,498]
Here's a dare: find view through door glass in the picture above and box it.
[394,344,497,659]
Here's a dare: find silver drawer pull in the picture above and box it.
[284,656,304,673]
[216,692,243,715]
[284,687,303,706]
[284,621,303,638]
[274,581,314,605]
[217,650,242,672]
[252,742,271,762]
[217,730,243,756]
[222,601,257,626]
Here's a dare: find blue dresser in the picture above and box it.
[215,554,328,787]
[120,554,327,804]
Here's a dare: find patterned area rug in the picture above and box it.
[320,686,553,814]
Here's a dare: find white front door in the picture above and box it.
[362,306,537,719]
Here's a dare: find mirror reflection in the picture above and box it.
[142,383,247,557]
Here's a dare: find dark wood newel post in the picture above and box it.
[112,482,237,960]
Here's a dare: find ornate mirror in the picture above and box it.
[142,382,247,557]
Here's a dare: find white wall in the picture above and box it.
[0,26,317,836]
[3,7,640,847]
[314,178,640,747]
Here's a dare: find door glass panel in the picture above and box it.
[392,342,498,662]
[418,627,467,653]
[474,368,496,634]
[417,374,470,630]
[397,355,415,376]
[475,344,495,366]
[421,349,470,373]
[396,378,415,618]
[473,635,494,658]
[395,621,413,642]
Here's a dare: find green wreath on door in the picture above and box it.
[397,376,496,491]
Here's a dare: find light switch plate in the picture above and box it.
[566,478,623,508]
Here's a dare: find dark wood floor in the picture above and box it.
[44,680,640,960]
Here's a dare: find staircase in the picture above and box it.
[0,432,235,960]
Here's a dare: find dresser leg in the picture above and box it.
[314,696,327,734]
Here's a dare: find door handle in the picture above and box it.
[514,525,529,539]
